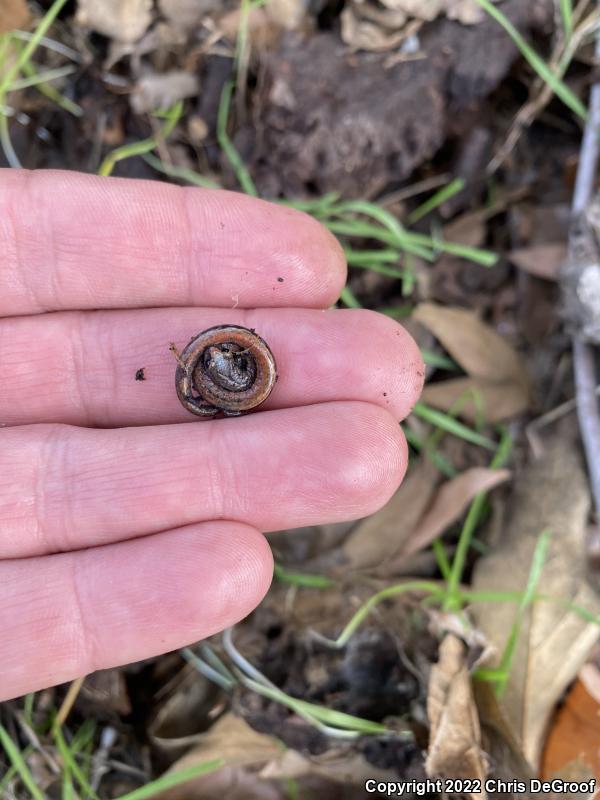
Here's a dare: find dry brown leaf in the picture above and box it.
[0,0,30,34]
[541,677,600,781]
[443,211,487,248]
[421,376,529,424]
[343,461,509,575]
[261,748,400,786]
[414,303,531,423]
[148,664,219,759]
[445,0,487,24]
[131,70,199,113]
[386,468,510,572]
[426,634,488,791]
[265,0,307,30]
[220,0,305,50]
[509,243,566,281]
[158,0,217,30]
[394,0,494,22]
[151,713,282,800]
[80,669,131,715]
[153,706,401,799]
[381,0,486,23]
[340,457,438,571]
[76,0,152,43]
[414,303,527,384]
[473,681,537,786]
[340,6,409,52]
[381,0,443,20]
[471,441,600,770]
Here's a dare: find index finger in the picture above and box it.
[0,169,346,316]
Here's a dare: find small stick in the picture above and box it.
[54,675,85,728]
[572,0,600,517]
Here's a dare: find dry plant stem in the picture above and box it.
[54,675,85,728]
[15,711,61,775]
[572,2,600,518]
[574,340,600,514]
[488,2,598,174]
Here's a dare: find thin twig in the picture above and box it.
[54,675,85,728]
[572,0,600,517]
[488,2,599,174]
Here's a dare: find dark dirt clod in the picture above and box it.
[244,0,553,199]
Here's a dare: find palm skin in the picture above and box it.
[0,169,424,701]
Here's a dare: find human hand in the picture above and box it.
[0,170,424,701]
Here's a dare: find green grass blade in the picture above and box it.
[560,0,573,41]
[53,723,99,800]
[378,305,413,319]
[0,108,21,167]
[352,262,407,279]
[316,581,444,649]
[431,539,452,580]
[493,529,552,697]
[142,153,221,188]
[344,248,401,265]
[240,674,388,736]
[288,698,388,734]
[474,0,587,120]
[412,402,496,450]
[0,761,20,794]
[325,220,436,260]
[444,427,512,610]
[339,286,362,308]
[421,349,459,371]
[19,57,82,116]
[181,647,236,692]
[9,64,76,91]
[403,231,498,266]
[474,666,507,682]
[217,79,258,196]
[23,693,36,726]
[114,760,224,800]
[199,644,236,683]
[0,723,45,800]
[0,0,70,99]
[401,252,416,296]
[69,719,96,755]
[461,589,526,603]
[61,765,74,800]
[332,199,407,240]
[404,426,457,478]
[280,193,340,214]
[407,178,465,224]
[98,101,183,177]
[274,563,336,588]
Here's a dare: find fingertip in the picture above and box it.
[204,521,274,622]
[368,310,425,420]
[182,186,348,306]
[79,521,275,670]
[357,403,409,512]
[326,402,408,519]
[293,211,347,306]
